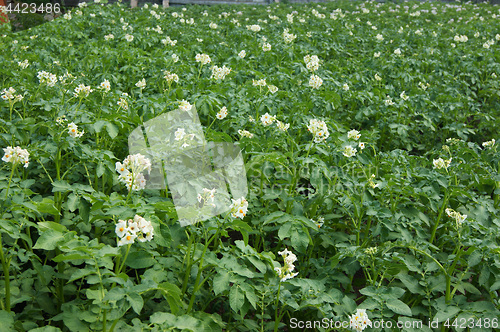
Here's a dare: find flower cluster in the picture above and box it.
[343,145,357,158]
[282,29,297,43]
[178,100,192,112]
[418,81,430,90]
[195,53,211,65]
[445,208,467,227]
[482,139,495,149]
[350,309,372,332]
[216,106,228,120]
[262,42,271,52]
[304,55,320,71]
[268,85,278,94]
[18,60,29,69]
[308,74,323,89]
[307,119,329,143]
[104,34,114,40]
[368,174,380,189]
[98,79,111,92]
[1,87,23,103]
[274,248,299,282]
[238,50,246,58]
[314,216,325,228]
[117,93,128,110]
[197,188,216,208]
[347,129,361,140]
[115,215,154,246]
[433,157,452,170]
[252,79,266,87]
[238,130,254,138]
[37,71,58,87]
[210,65,231,80]
[400,91,409,101]
[246,24,261,32]
[2,146,30,168]
[229,197,248,219]
[161,36,177,46]
[276,120,290,132]
[116,154,152,191]
[260,112,276,126]
[174,128,195,148]
[135,79,146,89]
[68,122,84,138]
[164,71,179,83]
[73,84,93,98]
[454,35,468,43]
[124,34,134,42]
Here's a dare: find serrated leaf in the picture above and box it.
[468,250,482,268]
[213,271,230,296]
[127,293,144,315]
[229,286,245,313]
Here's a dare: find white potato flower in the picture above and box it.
[2,146,29,168]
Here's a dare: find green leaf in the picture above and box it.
[68,268,95,283]
[386,299,412,316]
[53,253,90,262]
[229,286,245,313]
[290,227,309,252]
[106,122,119,139]
[244,289,258,310]
[125,251,156,269]
[37,221,67,233]
[277,222,292,240]
[213,271,230,296]
[157,282,182,315]
[150,312,175,325]
[127,293,144,315]
[28,327,62,332]
[36,198,60,215]
[52,180,73,192]
[433,306,461,322]
[67,193,79,212]
[33,229,66,250]
[467,249,482,268]
[0,310,15,332]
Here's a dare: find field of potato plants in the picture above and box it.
[0,0,500,330]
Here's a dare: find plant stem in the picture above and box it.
[0,234,11,312]
[116,243,132,275]
[430,190,449,244]
[273,282,281,332]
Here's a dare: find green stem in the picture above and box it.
[116,243,132,275]
[430,190,450,244]
[273,282,281,332]
[0,234,11,312]
[186,225,222,313]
